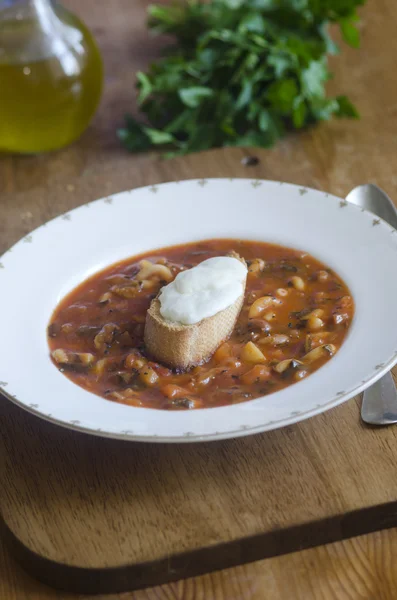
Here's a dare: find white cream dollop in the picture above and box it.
[159,256,247,325]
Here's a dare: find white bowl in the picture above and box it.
[1,179,397,442]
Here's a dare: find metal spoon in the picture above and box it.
[346,184,397,425]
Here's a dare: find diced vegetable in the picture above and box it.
[241,365,271,385]
[260,334,289,346]
[52,349,94,367]
[241,342,266,364]
[303,344,336,364]
[214,342,231,363]
[161,384,191,399]
[125,352,147,370]
[139,366,159,387]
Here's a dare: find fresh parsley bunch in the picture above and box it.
[119,0,365,157]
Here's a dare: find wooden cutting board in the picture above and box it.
[2,377,397,595]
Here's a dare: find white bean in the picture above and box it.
[307,316,324,331]
[290,276,305,291]
[276,288,288,297]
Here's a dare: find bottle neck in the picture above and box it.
[0,0,57,27]
[0,0,71,65]
[0,0,54,9]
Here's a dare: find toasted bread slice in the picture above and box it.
[144,253,246,370]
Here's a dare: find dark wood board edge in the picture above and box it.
[2,502,397,595]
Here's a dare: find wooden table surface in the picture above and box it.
[2,0,397,598]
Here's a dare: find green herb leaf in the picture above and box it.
[117,117,152,152]
[235,78,253,110]
[292,98,307,128]
[319,23,340,55]
[340,16,361,48]
[136,72,153,104]
[239,13,266,33]
[267,79,299,113]
[143,128,175,145]
[185,124,217,152]
[268,53,293,78]
[310,97,339,121]
[119,0,365,157]
[179,86,214,108]
[301,59,328,99]
[335,95,360,118]
[227,130,274,149]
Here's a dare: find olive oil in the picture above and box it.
[0,4,103,153]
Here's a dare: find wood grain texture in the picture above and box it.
[2,0,397,597]
[3,381,397,593]
[3,525,397,600]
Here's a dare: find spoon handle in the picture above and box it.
[353,184,397,227]
[347,184,397,425]
[360,185,397,424]
[361,371,397,425]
